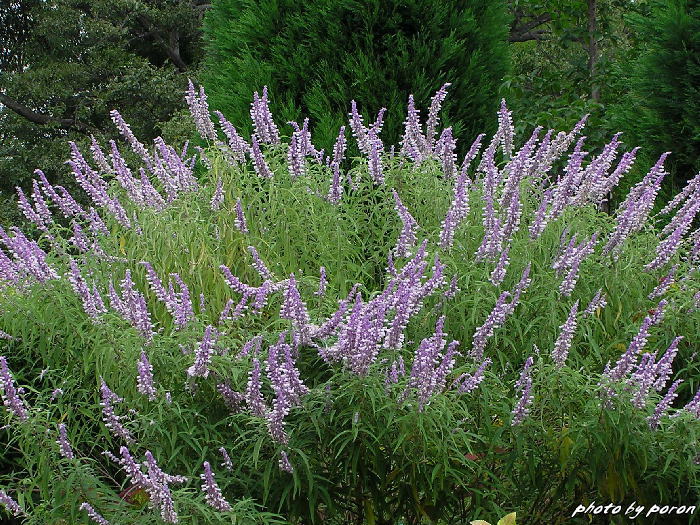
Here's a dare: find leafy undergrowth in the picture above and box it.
[0,84,699,524]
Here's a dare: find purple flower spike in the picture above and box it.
[245,358,268,417]
[210,176,224,211]
[489,245,510,286]
[392,189,418,257]
[511,357,534,425]
[250,86,280,145]
[80,502,110,525]
[648,379,682,430]
[100,380,134,443]
[315,266,327,297]
[187,325,218,378]
[279,451,294,473]
[57,423,75,459]
[137,351,157,401]
[0,490,22,517]
[552,301,579,367]
[247,246,274,280]
[201,461,232,511]
[280,274,310,328]
[234,198,249,234]
[583,288,607,317]
[684,388,700,419]
[185,80,217,142]
[0,356,29,422]
[250,136,274,179]
[219,447,233,471]
[454,358,491,394]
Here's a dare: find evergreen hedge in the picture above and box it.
[202,0,511,154]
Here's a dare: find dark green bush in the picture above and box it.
[202,0,511,154]
[609,0,700,191]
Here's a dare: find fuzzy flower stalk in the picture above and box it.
[80,502,110,525]
[0,356,29,422]
[511,357,534,425]
[200,461,232,511]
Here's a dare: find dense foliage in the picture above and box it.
[1,83,699,524]
[202,0,510,155]
[0,0,206,226]
[609,0,700,190]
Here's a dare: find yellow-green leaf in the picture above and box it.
[497,512,517,525]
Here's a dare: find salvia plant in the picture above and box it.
[0,80,699,525]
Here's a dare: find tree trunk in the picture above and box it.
[587,0,600,102]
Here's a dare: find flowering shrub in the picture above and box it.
[1,82,699,524]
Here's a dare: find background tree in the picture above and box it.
[202,0,511,155]
[0,0,207,226]
[609,0,700,193]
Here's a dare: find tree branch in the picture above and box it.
[0,92,98,133]
[510,12,552,42]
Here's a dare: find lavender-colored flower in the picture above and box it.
[144,450,187,523]
[187,325,218,378]
[471,292,511,360]
[529,189,552,240]
[367,135,384,185]
[646,195,700,270]
[583,288,607,317]
[50,388,64,401]
[0,490,22,517]
[392,189,418,257]
[400,93,430,162]
[100,379,133,443]
[434,127,457,178]
[201,461,231,511]
[684,388,700,419]
[630,352,657,409]
[250,136,274,179]
[511,357,534,425]
[0,225,59,284]
[648,265,678,300]
[185,80,217,142]
[489,245,510,286]
[137,351,157,400]
[80,502,109,525]
[653,336,682,391]
[280,274,310,328]
[443,275,459,299]
[648,379,682,430]
[67,259,107,322]
[217,383,245,412]
[603,301,667,383]
[219,447,233,471]
[111,110,154,169]
[552,301,579,367]
[234,198,249,234]
[250,86,280,145]
[439,136,480,250]
[604,153,669,257]
[454,358,491,394]
[215,111,249,163]
[497,99,515,158]
[245,358,268,416]
[278,451,294,473]
[0,356,29,422]
[404,316,460,411]
[425,83,451,149]
[210,177,224,211]
[247,246,274,281]
[315,266,327,297]
[57,422,74,459]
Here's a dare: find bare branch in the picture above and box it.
[0,92,98,133]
